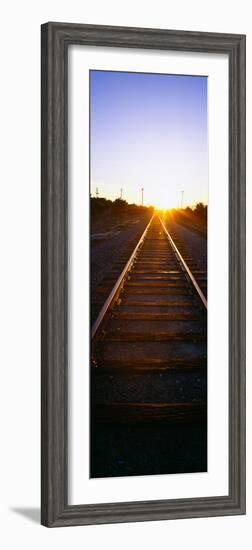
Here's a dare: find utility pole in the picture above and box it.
[96,187,99,198]
[180,190,184,209]
[120,188,123,199]
[141,187,144,206]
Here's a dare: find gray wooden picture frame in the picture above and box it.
[41,22,246,527]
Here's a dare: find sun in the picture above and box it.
[153,198,170,211]
[153,198,177,211]
[150,189,180,211]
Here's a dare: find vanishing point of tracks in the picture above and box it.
[91,215,207,438]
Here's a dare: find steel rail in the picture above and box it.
[159,216,207,310]
[91,214,155,340]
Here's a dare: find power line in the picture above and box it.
[180,190,184,209]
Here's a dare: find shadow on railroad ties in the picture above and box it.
[91,421,207,478]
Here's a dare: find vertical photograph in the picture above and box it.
[90,70,208,478]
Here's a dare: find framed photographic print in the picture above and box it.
[41,22,246,526]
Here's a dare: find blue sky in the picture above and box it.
[90,70,208,209]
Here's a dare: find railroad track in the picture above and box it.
[91,218,151,325]
[163,217,207,299]
[91,215,207,477]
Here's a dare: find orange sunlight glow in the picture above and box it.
[151,195,180,211]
